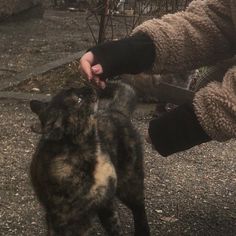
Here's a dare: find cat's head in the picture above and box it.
[30,86,98,140]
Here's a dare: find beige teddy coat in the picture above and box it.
[133,0,236,141]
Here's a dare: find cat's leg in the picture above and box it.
[46,211,92,236]
[97,202,123,236]
[46,213,56,236]
[117,178,150,236]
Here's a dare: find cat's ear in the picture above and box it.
[30,100,47,116]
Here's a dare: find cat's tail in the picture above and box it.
[99,81,137,117]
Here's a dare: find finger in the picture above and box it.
[80,59,93,80]
[92,64,103,75]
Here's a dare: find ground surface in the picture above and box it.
[0,8,97,90]
[0,7,236,236]
[1,100,236,236]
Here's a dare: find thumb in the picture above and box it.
[91,64,103,75]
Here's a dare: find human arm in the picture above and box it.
[80,0,235,80]
[79,33,155,85]
[79,0,236,156]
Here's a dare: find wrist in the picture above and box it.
[89,33,155,79]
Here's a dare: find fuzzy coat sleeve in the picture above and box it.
[133,0,236,142]
[193,65,236,141]
[132,0,235,74]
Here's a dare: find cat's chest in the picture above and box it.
[88,144,117,199]
[48,143,117,196]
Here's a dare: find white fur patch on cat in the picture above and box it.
[89,145,117,201]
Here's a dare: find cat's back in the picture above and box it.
[96,106,143,170]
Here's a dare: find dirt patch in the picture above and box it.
[4,64,83,95]
[0,8,138,92]
[0,9,96,91]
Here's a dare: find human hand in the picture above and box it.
[79,51,106,89]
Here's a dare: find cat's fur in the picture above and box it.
[29,82,150,236]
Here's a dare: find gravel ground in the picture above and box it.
[0,9,96,90]
[0,100,236,236]
[0,8,133,89]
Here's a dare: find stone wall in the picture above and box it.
[0,0,41,19]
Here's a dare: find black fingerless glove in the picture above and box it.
[89,33,155,79]
[148,103,211,157]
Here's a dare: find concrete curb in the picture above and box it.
[0,91,50,102]
[0,50,85,101]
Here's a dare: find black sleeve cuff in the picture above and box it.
[148,103,211,157]
[89,33,155,79]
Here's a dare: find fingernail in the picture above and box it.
[92,66,98,72]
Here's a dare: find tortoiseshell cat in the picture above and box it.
[30,82,150,236]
